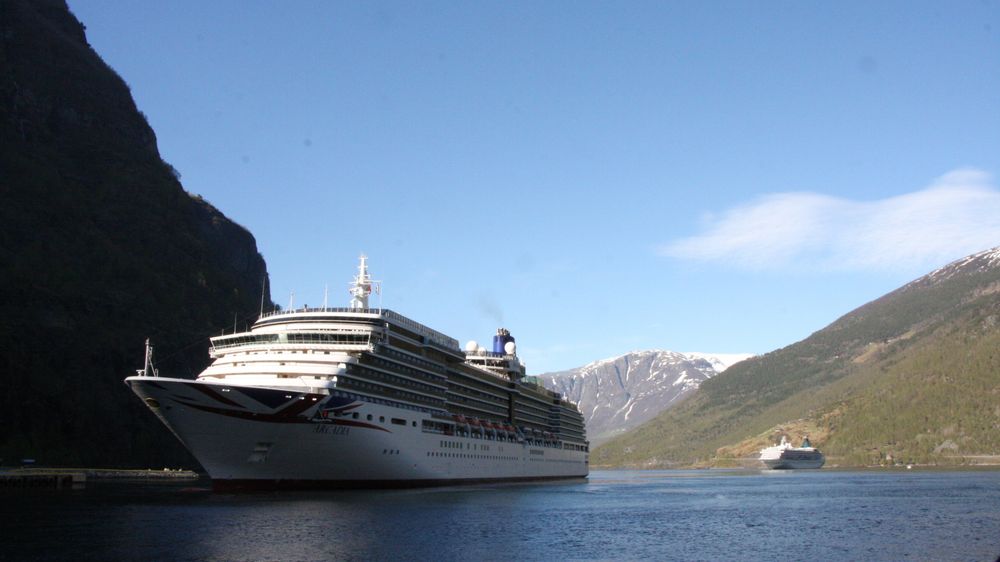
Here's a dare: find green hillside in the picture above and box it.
[593,249,1000,468]
[1,0,271,467]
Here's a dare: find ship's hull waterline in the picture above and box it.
[761,457,825,470]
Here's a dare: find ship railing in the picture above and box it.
[208,342,372,358]
[210,331,379,353]
[257,307,459,351]
[259,306,385,319]
[380,310,459,351]
[517,379,562,401]
[467,351,514,359]
[460,362,516,385]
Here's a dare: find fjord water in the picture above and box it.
[4,469,999,561]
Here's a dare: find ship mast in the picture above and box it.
[137,338,159,377]
[348,254,379,309]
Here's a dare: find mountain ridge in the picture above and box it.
[593,246,1000,467]
[539,350,751,445]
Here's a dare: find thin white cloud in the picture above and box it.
[659,168,1000,272]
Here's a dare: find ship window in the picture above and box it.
[352,413,359,419]
[391,418,406,426]
[412,421,417,427]
[367,415,373,421]
[379,416,385,423]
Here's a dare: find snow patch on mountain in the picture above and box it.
[912,245,1000,288]
[681,352,755,372]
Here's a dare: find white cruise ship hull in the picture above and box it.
[127,377,589,489]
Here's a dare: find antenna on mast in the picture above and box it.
[323,284,329,310]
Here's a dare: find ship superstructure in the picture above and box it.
[126,256,588,489]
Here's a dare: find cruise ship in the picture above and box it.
[759,436,825,469]
[125,256,589,489]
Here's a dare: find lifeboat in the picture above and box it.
[452,414,471,434]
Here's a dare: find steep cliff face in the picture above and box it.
[0,0,271,467]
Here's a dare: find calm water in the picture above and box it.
[3,469,999,561]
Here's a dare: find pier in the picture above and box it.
[0,468,199,489]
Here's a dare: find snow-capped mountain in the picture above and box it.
[538,350,752,445]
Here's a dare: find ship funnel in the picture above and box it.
[493,328,515,355]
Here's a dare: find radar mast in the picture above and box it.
[348,254,379,309]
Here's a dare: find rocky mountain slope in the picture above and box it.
[0,0,271,467]
[593,247,1000,468]
[539,351,750,445]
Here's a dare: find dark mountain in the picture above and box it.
[594,247,1000,468]
[0,0,271,467]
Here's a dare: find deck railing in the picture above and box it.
[256,307,459,350]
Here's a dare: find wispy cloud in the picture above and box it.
[659,168,1000,272]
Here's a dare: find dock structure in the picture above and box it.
[0,471,86,489]
[0,468,199,489]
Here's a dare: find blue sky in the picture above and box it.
[67,1,1000,373]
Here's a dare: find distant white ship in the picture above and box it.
[759,436,825,469]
